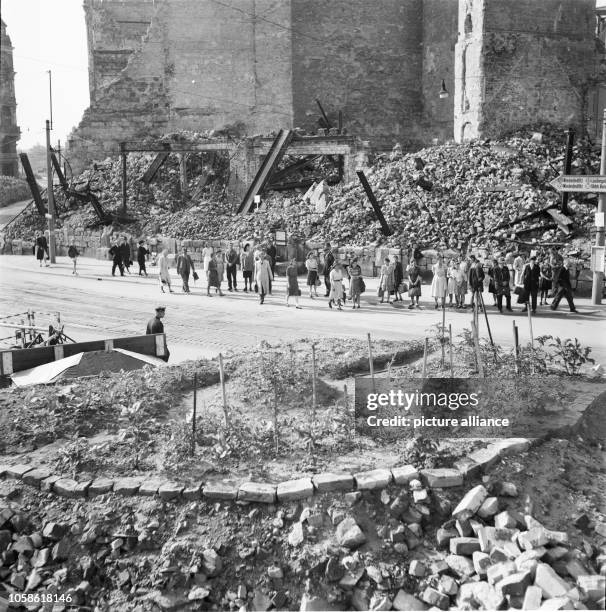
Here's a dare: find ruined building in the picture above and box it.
[0,19,21,177]
[68,0,603,173]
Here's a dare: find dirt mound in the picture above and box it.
[571,390,606,446]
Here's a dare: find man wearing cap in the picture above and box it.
[521,256,540,314]
[146,306,170,361]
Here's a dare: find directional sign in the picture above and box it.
[550,174,606,193]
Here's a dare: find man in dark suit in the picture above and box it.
[468,255,485,311]
[323,243,335,297]
[521,256,540,314]
[550,260,578,313]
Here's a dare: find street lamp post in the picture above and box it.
[45,120,56,263]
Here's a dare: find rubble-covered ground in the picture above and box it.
[1,334,605,610]
[3,126,599,256]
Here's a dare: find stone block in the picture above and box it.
[53,479,89,499]
[158,482,184,500]
[452,484,488,518]
[0,465,10,478]
[391,465,420,485]
[450,537,481,556]
[40,475,60,492]
[421,586,449,610]
[5,464,35,479]
[409,560,426,577]
[312,472,354,492]
[495,511,518,529]
[497,571,533,597]
[467,446,501,470]
[138,480,164,496]
[335,517,366,549]
[113,477,143,496]
[277,478,314,501]
[534,563,571,599]
[22,469,52,488]
[522,585,543,610]
[576,575,605,601]
[519,528,550,551]
[477,496,499,518]
[457,582,505,610]
[202,481,239,501]
[238,482,277,504]
[473,551,491,576]
[88,479,114,496]
[439,575,458,596]
[420,468,463,488]
[445,554,475,578]
[487,561,517,585]
[353,468,392,490]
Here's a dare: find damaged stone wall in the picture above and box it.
[455,0,598,142]
[290,0,425,150]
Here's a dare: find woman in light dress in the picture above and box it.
[431,255,447,309]
[328,261,345,310]
[202,243,214,275]
[255,252,273,305]
[158,248,174,293]
[379,257,395,304]
[207,252,224,296]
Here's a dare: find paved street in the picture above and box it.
[1,254,605,365]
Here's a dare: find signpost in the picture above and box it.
[549,174,606,193]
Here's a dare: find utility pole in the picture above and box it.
[45,120,56,263]
[120,142,127,215]
[47,70,53,129]
[593,109,606,305]
[561,128,574,215]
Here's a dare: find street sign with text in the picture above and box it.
[550,174,606,193]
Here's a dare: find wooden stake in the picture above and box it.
[191,372,197,456]
[367,332,375,390]
[422,337,428,378]
[441,304,446,368]
[311,344,317,450]
[449,324,454,378]
[219,353,229,427]
[472,320,484,377]
[527,307,535,374]
[512,321,519,375]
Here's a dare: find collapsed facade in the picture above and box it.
[68,0,604,173]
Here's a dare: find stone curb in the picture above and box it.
[0,438,535,505]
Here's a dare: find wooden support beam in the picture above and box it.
[18,153,46,215]
[140,149,170,184]
[356,171,392,236]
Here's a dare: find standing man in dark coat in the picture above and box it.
[225,243,239,291]
[146,305,169,361]
[468,255,485,311]
[323,243,335,297]
[118,236,132,274]
[137,240,149,277]
[494,257,512,312]
[109,239,124,276]
[176,246,195,294]
[550,260,578,313]
[521,256,540,314]
[266,238,277,275]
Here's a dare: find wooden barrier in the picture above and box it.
[0,334,167,376]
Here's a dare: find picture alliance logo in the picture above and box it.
[365,389,481,412]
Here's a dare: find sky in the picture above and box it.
[1,0,89,151]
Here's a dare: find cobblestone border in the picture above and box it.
[0,438,533,504]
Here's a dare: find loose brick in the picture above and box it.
[113,478,143,496]
[495,511,518,529]
[392,590,427,610]
[522,585,543,610]
[88,479,114,496]
[457,582,504,610]
[538,597,573,610]
[439,575,458,596]
[391,465,420,485]
[5,464,35,479]
[53,479,80,498]
[577,575,605,602]
[472,551,491,576]
[497,570,533,597]
[40,475,60,492]
[238,482,276,504]
[353,469,392,490]
[452,484,488,519]
[420,468,463,488]
[487,561,517,585]
[0,465,10,478]
[312,472,354,492]
[519,527,550,551]
[534,562,571,599]
[276,478,314,501]
[409,560,426,577]
[445,554,475,578]
[202,481,238,501]
[158,482,184,500]
[450,537,481,556]
[477,496,499,518]
[421,586,449,610]
[492,438,531,456]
